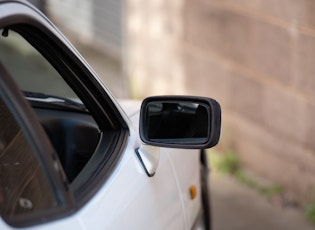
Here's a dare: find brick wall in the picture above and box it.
[127,0,315,203]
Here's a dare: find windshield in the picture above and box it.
[0,29,81,103]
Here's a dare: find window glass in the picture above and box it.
[0,29,80,102]
[0,96,58,219]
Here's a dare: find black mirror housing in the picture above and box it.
[139,96,221,149]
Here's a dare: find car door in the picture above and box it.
[0,3,127,228]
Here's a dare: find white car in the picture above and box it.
[0,1,221,229]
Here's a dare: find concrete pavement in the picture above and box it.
[210,173,315,230]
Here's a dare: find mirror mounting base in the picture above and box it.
[135,145,160,177]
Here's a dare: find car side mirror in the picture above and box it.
[139,96,221,149]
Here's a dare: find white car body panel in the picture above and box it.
[0,2,203,230]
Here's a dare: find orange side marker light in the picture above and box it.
[189,185,197,200]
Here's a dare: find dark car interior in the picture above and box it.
[33,106,100,182]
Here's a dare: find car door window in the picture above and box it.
[0,29,101,183]
[0,22,128,212]
[0,96,58,223]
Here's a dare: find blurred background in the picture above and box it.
[27,0,315,228]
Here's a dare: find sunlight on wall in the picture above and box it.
[127,0,186,98]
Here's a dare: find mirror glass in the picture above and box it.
[145,101,209,141]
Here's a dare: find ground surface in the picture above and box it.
[210,173,315,230]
